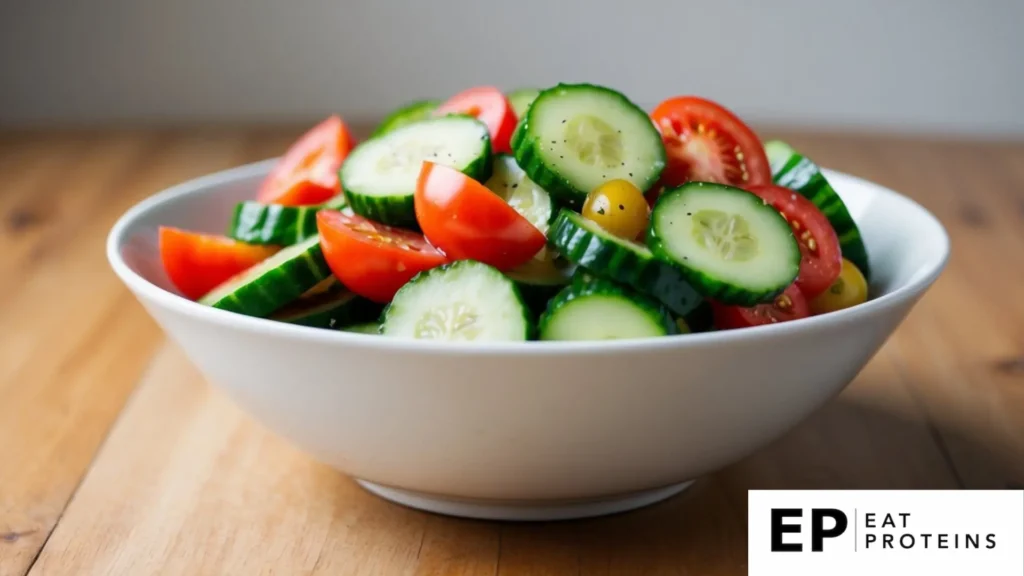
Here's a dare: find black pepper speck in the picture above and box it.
[511,183,518,189]
[597,207,605,215]
[618,204,624,210]
[628,172,633,177]
[551,140,556,144]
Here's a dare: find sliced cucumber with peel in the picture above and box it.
[484,154,554,232]
[371,99,441,138]
[382,260,530,341]
[764,139,871,280]
[648,182,800,306]
[539,277,676,341]
[511,83,665,208]
[547,209,702,316]
[341,116,492,228]
[507,88,540,118]
[228,194,347,245]
[199,234,331,317]
[269,277,382,329]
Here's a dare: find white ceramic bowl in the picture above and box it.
[107,159,949,521]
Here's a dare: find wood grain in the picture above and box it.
[1,129,1022,575]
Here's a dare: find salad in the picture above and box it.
[158,83,872,342]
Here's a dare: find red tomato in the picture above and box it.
[257,115,354,206]
[414,161,546,270]
[159,227,280,300]
[712,283,810,329]
[745,184,843,298]
[650,96,772,191]
[316,210,448,303]
[435,86,517,154]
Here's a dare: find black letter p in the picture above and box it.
[811,509,848,552]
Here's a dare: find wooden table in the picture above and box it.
[1,127,1022,575]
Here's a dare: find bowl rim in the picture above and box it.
[106,158,950,355]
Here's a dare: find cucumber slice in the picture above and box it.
[504,249,575,317]
[198,234,331,317]
[269,277,382,329]
[539,277,676,341]
[343,322,381,335]
[547,209,702,316]
[371,99,441,138]
[484,154,554,232]
[382,260,530,342]
[228,195,347,245]
[648,182,800,306]
[341,116,492,228]
[511,83,665,208]
[507,88,540,118]
[764,139,871,280]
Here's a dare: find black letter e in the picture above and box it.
[771,508,803,552]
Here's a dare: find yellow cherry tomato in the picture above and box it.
[810,258,868,315]
[581,179,649,240]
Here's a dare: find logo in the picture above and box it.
[770,508,848,552]
[749,490,1024,575]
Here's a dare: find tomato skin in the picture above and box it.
[650,96,771,190]
[257,115,354,206]
[435,86,517,154]
[316,210,448,303]
[581,179,650,241]
[415,162,546,271]
[810,258,869,315]
[158,227,280,300]
[745,184,842,299]
[712,283,810,329]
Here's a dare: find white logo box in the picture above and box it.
[748,490,1024,575]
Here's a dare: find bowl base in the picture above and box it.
[355,479,695,521]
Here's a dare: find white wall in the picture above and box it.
[2,0,1023,136]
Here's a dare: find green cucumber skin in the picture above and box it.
[343,121,493,229]
[371,99,441,138]
[200,239,331,318]
[511,83,665,209]
[764,140,871,280]
[547,210,702,316]
[272,293,383,330]
[346,191,419,230]
[647,184,799,307]
[228,195,346,245]
[538,277,677,339]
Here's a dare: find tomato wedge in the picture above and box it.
[159,227,280,300]
[435,86,517,154]
[415,161,546,270]
[650,96,771,190]
[745,184,842,299]
[316,210,448,303]
[712,283,810,329]
[257,115,354,206]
